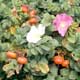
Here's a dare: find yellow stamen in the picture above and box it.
[60,22,66,28]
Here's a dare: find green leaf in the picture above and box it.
[50,65,58,77]
[0,52,7,61]
[37,36,51,45]
[74,64,80,72]
[67,34,76,43]
[46,2,60,12]
[72,47,80,61]
[77,76,80,80]
[38,62,49,74]
[46,24,54,33]
[44,74,55,80]
[69,71,78,79]
[40,45,50,51]
[56,76,68,80]
[52,39,59,47]
[24,63,31,72]
[30,48,38,55]
[15,35,22,43]
[1,43,11,51]
[41,13,54,26]
[28,43,35,48]
[60,68,69,77]
[64,43,74,51]
[76,33,80,44]
[40,58,48,64]
[30,60,37,68]
[35,47,43,54]
[62,39,74,51]
[48,50,55,59]
[3,60,17,72]
[70,59,75,69]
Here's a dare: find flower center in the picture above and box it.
[60,22,66,28]
[33,33,41,38]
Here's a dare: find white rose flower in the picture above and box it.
[26,24,46,43]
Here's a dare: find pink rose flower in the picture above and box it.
[53,13,73,37]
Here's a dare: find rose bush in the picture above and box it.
[0,0,80,80]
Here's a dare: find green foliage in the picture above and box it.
[0,0,80,80]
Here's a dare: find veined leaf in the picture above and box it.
[38,62,49,74]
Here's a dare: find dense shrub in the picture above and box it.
[0,0,80,80]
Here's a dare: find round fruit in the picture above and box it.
[17,57,27,64]
[29,10,37,17]
[21,5,29,13]
[7,51,17,59]
[53,56,64,65]
[28,17,38,25]
[62,60,69,68]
